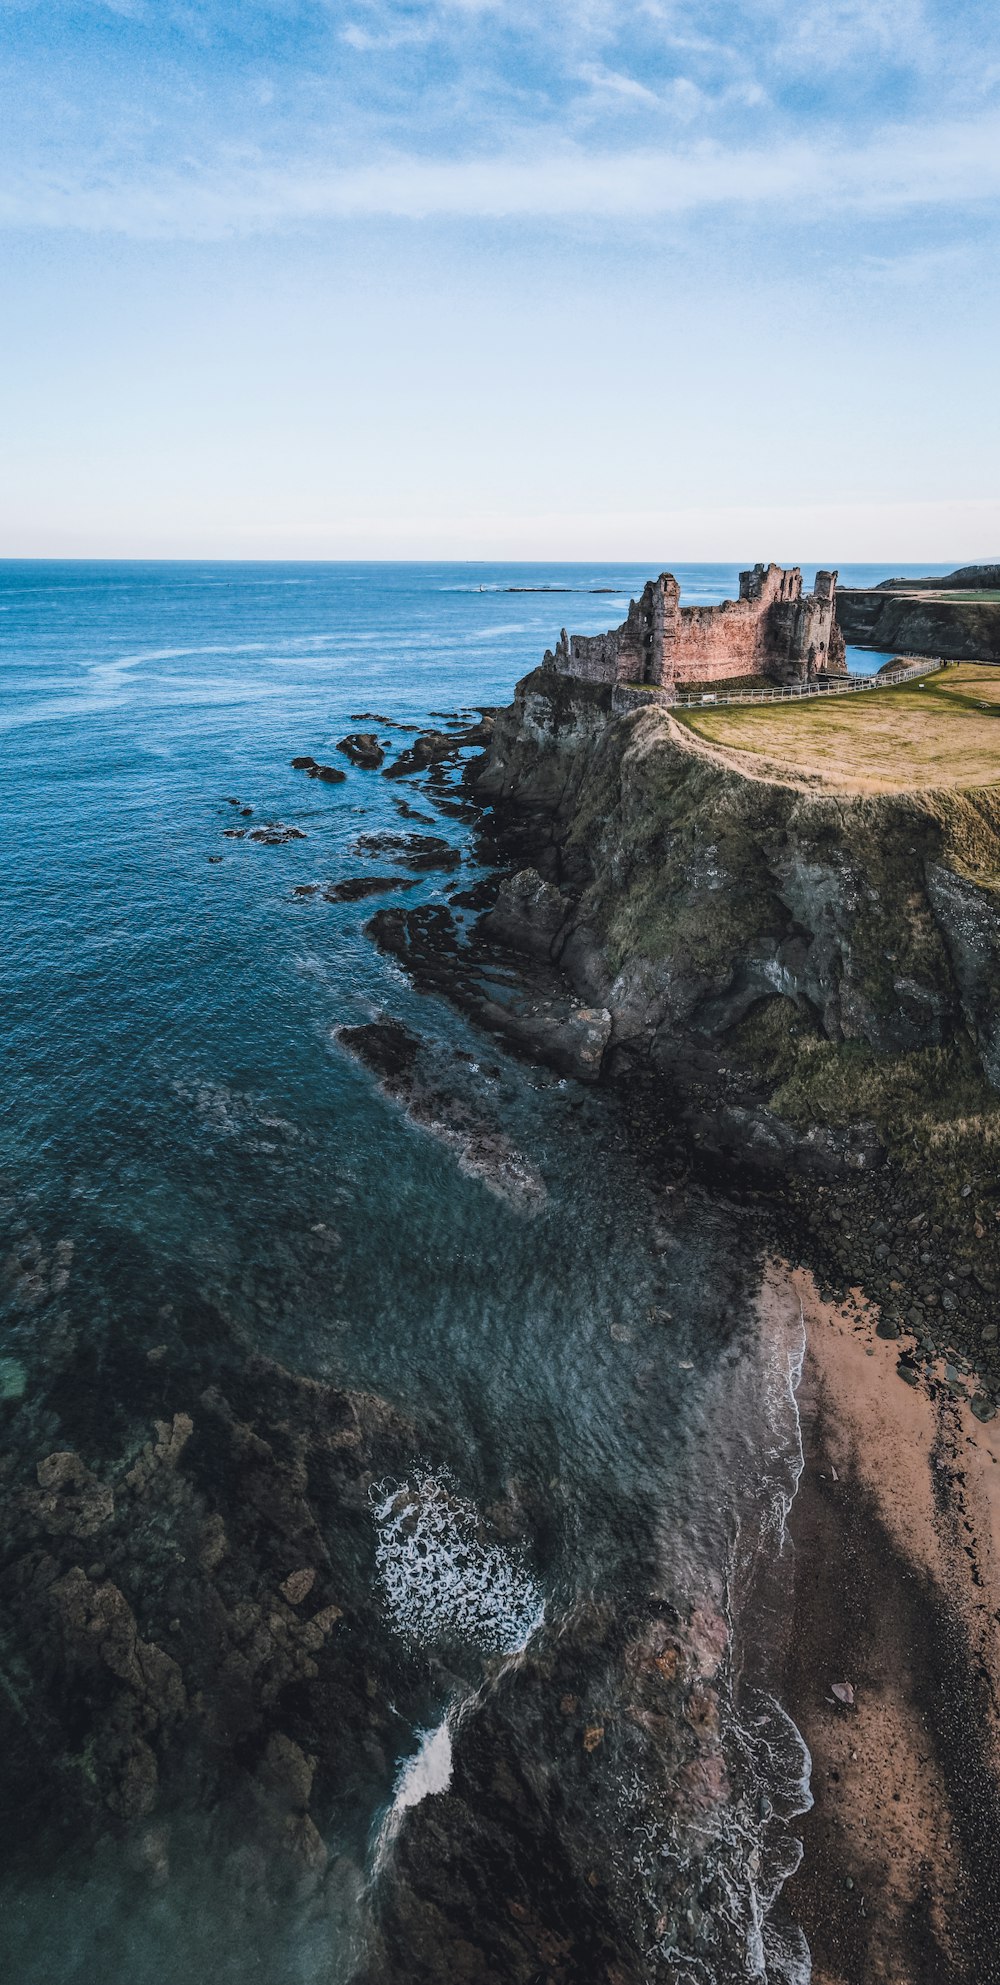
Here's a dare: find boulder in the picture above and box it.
[337,733,385,770]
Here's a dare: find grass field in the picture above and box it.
[880,589,1000,602]
[674,664,1000,791]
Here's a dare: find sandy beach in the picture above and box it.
[762,1262,1000,1983]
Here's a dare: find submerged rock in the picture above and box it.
[337,1019,547,1210]
[354,832,462,873]
[323,875,420,903]
[0,1343,417,1879]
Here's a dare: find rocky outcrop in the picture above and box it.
[463,666,1000,1172]
[383,717,494,780]
[836,590,1000,660]
[0,1346,419,1893]
[358,1594,768,1985]
[337,733,385,769]
[291,755,347,782]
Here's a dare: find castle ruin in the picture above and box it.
[545,564,846,693]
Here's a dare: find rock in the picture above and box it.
[280,1568,316,1606]
[291,756,318,770]
[322,875,420,903]
[126,1823,171,1888]
[875,1315,900,1339]
[310,764,346,783]
[383,730,457,778]
[247,825,308,844]
[299,1604,343,1652]
[496,999,612,1083]
[258,1732,315,1810]
[337,1019,547,1209]
[336,733,385,770]
[480,868,572,962]
[28,1451,114,1538]
[676,1753,730,1810]
[354,832,461,873]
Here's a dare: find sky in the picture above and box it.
[1,0,999,560]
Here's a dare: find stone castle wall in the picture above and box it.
[546,564,845,691]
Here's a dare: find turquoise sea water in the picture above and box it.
[0,561,946,1983]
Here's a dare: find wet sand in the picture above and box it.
[762,1262,1000,1984]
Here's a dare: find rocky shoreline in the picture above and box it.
[350,661,1000,1980]
[6,653,1000,1985]
[449,664,1000,1396]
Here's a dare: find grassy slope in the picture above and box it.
[675,665,1000,793]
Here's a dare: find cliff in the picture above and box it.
[837,588,1000,660]
[876,564,1000,592]
[466,666,1000,1193]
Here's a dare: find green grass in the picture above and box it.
[675,665,1000,792]
[731,998,1000,1234]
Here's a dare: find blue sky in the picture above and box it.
[2,0,999,557]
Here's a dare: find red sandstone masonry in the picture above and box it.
[545,564,846,692]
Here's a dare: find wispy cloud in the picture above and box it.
[2,112,999,235]
[577,63,662,106]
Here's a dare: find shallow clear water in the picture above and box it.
[0,560,926,1982]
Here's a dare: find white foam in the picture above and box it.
[392,1719,453,1817]
[370,1472,544,1655]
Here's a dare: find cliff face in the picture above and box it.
[837,589,1000,660]
[469,667,1000,1175]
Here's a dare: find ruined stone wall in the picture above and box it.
[544,565,844,690]
[667,599,783,677]
[546,603,646,685]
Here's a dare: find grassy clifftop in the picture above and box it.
[675,665,1000,794]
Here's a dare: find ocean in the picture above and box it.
[0,561,945,1984]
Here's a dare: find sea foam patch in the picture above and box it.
[370,1472,543,1655]
[393,1719,453,1816]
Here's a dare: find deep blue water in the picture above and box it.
[0,561,943,1984]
